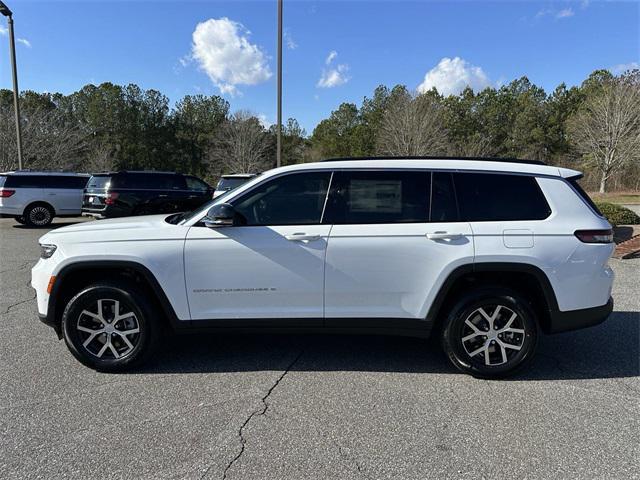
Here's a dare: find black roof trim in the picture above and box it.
[91,170,180,176]
[321,156,546,166]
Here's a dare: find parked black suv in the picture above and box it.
[82,171,212,218]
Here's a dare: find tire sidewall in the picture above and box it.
[62,284,155,372]
[442,288,539,378]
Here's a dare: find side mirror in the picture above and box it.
[204,203,236,228]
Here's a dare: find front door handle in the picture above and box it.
[285,233,321,242]
[426,231,464,240]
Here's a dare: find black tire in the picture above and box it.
[24,203,54,227]
[14,216,26,225]
[61,282,160,372]
[441,287,539,379]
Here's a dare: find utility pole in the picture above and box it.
[0,1,23,170]
[276,0,282,168]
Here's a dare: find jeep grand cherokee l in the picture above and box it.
[32,157,614,378]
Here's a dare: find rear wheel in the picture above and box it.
[24,203,54,227]
[14,216,26,225]
[441,287,538,378]
[62,282,160,372]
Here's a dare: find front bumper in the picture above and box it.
[548,297,613,334]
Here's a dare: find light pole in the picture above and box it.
[276,0,282,168]
[0,1,23,170]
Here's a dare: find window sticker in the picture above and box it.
[349,180,402,213]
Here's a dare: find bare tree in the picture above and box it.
[376,90,448,156]
[207,110,272,175]
[449,133,497,157]
[568,71,640,193]
[0,104,87,172]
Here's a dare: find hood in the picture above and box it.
[39,214,180,245]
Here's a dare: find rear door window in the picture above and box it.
[453,172,551,221]
[47,176,89,189]
[186,176,210,191]
[324,170,430,224]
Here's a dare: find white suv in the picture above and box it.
[0,171,90,226]
[31,158,614,377]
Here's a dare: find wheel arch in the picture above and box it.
[427,262,559,334]
[48,260,184,335]
[23,200,56,217]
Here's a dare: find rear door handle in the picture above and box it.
[158,194,168,198]
[426,232,463,240]
[285,233,321,242]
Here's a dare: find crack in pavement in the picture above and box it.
[1,291,36,316]
[0,261,32,275]
[203,349,304,480]
[337,444,369,478]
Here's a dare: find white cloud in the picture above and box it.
[257,114,272,129]
[611,62,640,74]
[417,57,491,96]
[284,29,297,50]
[317,50,350,88]
[536,6,575,20]
[0,26,31,48]
[325,50,337,65]
[190,17,272,96]
[555,8,575,19]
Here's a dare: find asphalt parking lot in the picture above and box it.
[1,217,639,480]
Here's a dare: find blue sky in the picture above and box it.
[0,0,638,132]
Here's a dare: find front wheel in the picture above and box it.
[441,287,539,378]
[61,283,159,372]
[14,216,26,225]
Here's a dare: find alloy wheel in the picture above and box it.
[460,305,526,366]
[29,206,51,226]
[75,298,141,359]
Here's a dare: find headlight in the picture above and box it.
[40,244,57,259]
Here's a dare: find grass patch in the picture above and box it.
[589,192,640,205]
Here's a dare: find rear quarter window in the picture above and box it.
[453,172,551,222]
[4,175,48,188]
[568,178,602,216]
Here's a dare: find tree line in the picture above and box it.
[0,68,638,192]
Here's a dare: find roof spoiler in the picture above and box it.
[558,167,583,179]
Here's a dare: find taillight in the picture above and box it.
[574,229,613,244]
[104,192,119,205]
[0,189,15,197]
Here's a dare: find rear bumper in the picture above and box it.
[548,297,613,334]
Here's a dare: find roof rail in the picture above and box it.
[117,170,178,174]
[321,155,546,166]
